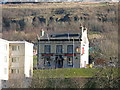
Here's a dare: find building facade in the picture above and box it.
[37,26,89,69]
[0,39,9,89]
[9,41,33,79]
[0,39,33,88]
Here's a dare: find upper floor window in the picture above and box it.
[12,45,20,51]
[67,45,73,53]
[56,45,62,54]
[12,57,19,63]
[11,69,19,74]
[75,47,80,53]
[4,44,7,50]
[44,45,51,53]
[4,56,7,62]
[4,68,7,74]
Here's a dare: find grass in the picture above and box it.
[33,55,37,67]
[33,68,118,79]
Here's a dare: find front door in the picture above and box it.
[55,55,63,68]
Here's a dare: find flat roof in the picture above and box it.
[0,38,9,42]
[9,41,33,45]
[39,39,82,41]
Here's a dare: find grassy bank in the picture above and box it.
[33,68,118,78]
[33,55,37,67]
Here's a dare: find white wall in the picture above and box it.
[0,79,2,90]
[80,28,89,68]
[0,39,9,80]
[24,42,33,78]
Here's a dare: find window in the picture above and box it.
[11,69,19,74]
[44,45,51,53]
[84,61,86,67]
[12,45,20,51]
[12,57,19,63]
[67,45,73,53]
[4,56,7,62]
[56,45,62,54]
[11,69,16,74]
[67,57,73,66]
[4,68,7,74]
[4,44,7,50]
[44,56,51,66]
[29,70,32,76]
[4,85,7,88]
[75,47,80,53]
[16,69,19,74]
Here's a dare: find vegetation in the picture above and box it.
[33,68,99,78]
[33,55,37,67]
[33,68,118,78]
[2,2,118,42]
[2,3,118,64]
[31,68,119,88]
[1,2,119,88]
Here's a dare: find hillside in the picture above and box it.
[2,2,118,38]
[1,0,119,3]
[2,2,118,62]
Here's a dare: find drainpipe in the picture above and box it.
[37,37,40,69]
[73,37,74,68]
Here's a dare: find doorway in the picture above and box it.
[55,55,64,68]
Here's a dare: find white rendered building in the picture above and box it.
[0,39,9,89]
[80,27,89,68]
[0,39,33,88]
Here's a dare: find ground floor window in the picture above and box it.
[67,56,73,66]
[44,56,51,66]
[55,55,64,68]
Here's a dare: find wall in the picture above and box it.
[9,43,25,79]
[39,40,81,69]
[25,42,33,78]
[80,29,89,68]
[0,39,9,80]
[0,79,1,89]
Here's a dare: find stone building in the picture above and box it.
[37,26,89,69]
